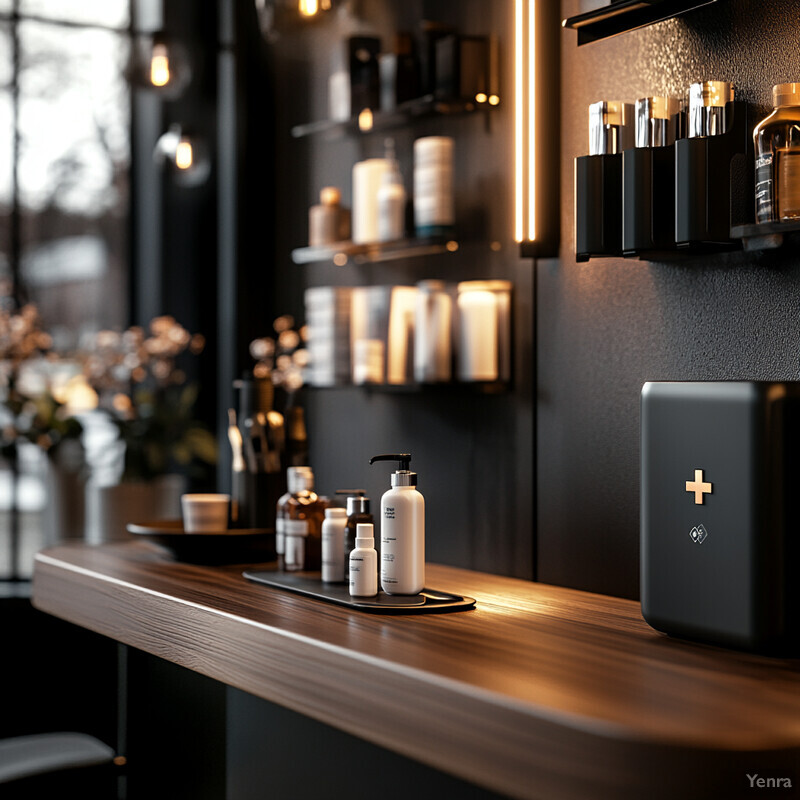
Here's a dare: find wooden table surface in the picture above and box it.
[32,542,800,800]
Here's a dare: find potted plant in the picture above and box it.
[81,316,217,543]
[0,302,90,569]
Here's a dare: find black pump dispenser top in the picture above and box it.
[369,453,417,486]
[369,453,411,470]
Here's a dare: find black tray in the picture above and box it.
[243,570,476,614]
[127,520,276,565]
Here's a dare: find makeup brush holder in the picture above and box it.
[574,153,623,261]
[623,145,676,255]
[674,101,752,247]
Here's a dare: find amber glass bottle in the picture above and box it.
[285,469,328,571]
[754,83,800,223]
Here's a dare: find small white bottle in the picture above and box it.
[369,454,424,595]
[377,138,406,242]
[322,507,348,583]
[349,523,378,597]
[284,518,309,572]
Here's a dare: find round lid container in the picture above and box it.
[324,507,347,519]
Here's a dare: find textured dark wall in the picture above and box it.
[270,0,535,579]
[537,0,800,599]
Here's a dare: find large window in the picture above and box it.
[0,0,131,578]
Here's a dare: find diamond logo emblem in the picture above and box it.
[689,524,709,544]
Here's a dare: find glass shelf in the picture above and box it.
[291,235,459,266]
[562,0,718,45]
[290,94,497,139]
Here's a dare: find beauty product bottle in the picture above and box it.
[285,468,327,571]
[308,186,350,247]
[754,82,800,224]
[349,523,378,598]
[414,280,452,383]
[336,490,374,585]
[687,80,734,139]
[369,453,424,595]
[574,100,634,261]
[322,507,348,583]
[284,518,309,572]
[622,96,681,255]
[276,466,312,564]
[377,139,407,242]
[413,135,454,238]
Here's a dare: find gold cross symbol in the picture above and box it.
[685,469,712,504]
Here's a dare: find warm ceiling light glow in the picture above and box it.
[515,0,536,243]
[489,94,500,106]
[475,92,488,103]
[299,0,319,16]
[446,240,459,252]
[175,139,194,170]
[358,107,373,132]
[150,43,170,87]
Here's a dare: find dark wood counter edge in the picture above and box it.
[31,544,800,800]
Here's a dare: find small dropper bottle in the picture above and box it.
[349,523,378,598]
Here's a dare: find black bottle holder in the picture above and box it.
[623,145,676,256]
[574,153,622,262]
[675,100,753,248]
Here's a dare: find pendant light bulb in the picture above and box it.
[150,42,170,87]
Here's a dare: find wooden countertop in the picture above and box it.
[32,542,800,800]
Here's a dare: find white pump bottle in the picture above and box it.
[369,453,425,595]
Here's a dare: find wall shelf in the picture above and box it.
[305,380,509,395]
[731,220,800,252]
[291,235,459,266]
[290,94,496,139]
[562,0,718,45]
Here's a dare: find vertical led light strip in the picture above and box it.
[515,0,536,243]
[514,0,524,242]
[527,0,536,241]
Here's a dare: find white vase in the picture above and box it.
[42,443,87,547]
[85,474,186,545]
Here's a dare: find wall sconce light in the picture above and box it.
[154,125,210,187]
[515,0,559,258]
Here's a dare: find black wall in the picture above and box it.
[269,0,535,580]
[537,0,800,600]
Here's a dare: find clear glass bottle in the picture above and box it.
[754,82,800,224]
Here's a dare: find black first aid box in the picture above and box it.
[640,381,800,654]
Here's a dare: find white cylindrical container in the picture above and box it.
[370,454,424,595]
[322,507,348,583]
[377,165,407,242]
[456,280,511,382]
[284,518,309,572]
[349,522,378,597]
[414,280,452,383]
[413,136,454,237]
[352,158,392,244]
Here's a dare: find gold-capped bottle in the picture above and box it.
[754,83,800,223]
